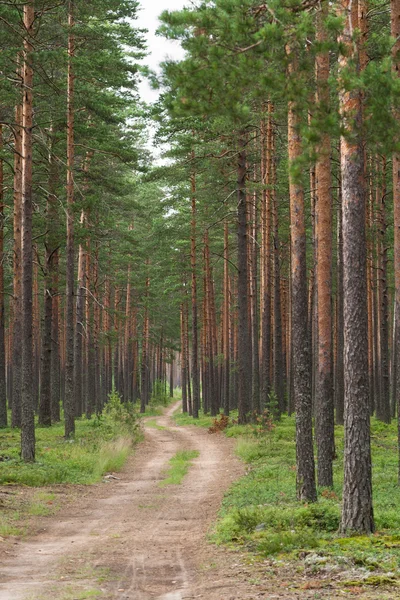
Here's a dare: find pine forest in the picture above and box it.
[2,1,400,598]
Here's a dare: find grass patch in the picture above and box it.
[145,419,166,430]
[94,437,132,477]
[212,414,400,584]
[36,587,103,600]
[159,450,200,486]
[0,522,25,537]
[0,394,141,487]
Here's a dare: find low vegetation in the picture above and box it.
[0,393,141,487]
[174,407,400,588]
[159,449,200,486]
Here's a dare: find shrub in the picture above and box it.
[249,409,275,438]
[104,390,140,435]
[208,414,230,433]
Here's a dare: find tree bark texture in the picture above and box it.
[339,0,374,534]
[64,1,75,437]
[315,2,334,487]
[237,133,252,424]
[21,1,35,461]
[288,51,317,502]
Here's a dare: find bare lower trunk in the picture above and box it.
[288,50,316,502]
[0,127,6,428]
[237,133,252,423]
[315,2,334,487]
[190,161,200,418]
[39,136,58,427]
[339,0,374,533]
[51,250,60,422]
[64,2,75,437]
[223,220,230,415]
[21,2,35,461]
[391,0,400,483]
[261,116,271,410]
[335,183,345,425]
[12,102,23,429]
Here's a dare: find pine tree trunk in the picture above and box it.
[190,162,200,418]
[64,1,75,437]
[169,351,174,398]
[124,267,132,402]
[21,1,35,461]
[335,183,345,425]
[204,231,218,416]
[51,248,60,422]
[180,304,188,412]
[140,275,150,413]
[237,133,252,423]
[315,2,334,487]
[251,165,260,414]
[33,257,40,412]
[74,217,86,418]
[38,266,52,426]
[271,108,284,413]
[39,137,58,426]
[261,116,271,410]
[339,0,374,533]
[288,50,316,502]
[93,248,101,414]
[391,0,400,483]
[223,220,230,415]
[113,287,120,397]
[0,126,6,428]
[185,300,192,415]
[12,102,23,428]
[376,157,391,423]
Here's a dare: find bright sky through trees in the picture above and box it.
[136,0,186,103]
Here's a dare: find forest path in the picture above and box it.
[0,404,391,600]
[0,402,246,600]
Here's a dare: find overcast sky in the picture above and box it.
[136,0,187,104]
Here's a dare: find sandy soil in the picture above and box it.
[0,404,397,600]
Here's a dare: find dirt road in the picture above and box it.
[0,403,245,600]
[1,404,396,600]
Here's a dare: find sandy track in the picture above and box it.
[1,404,389,600]
[0,403,244,600]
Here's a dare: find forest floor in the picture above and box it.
[0,403,398,600]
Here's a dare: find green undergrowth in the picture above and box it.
[159,449,200,486]
[145,419,166,430]
[174,407,244,433]
[136,387,179,416]
[0,392,142,487]
[210,414,400,583]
